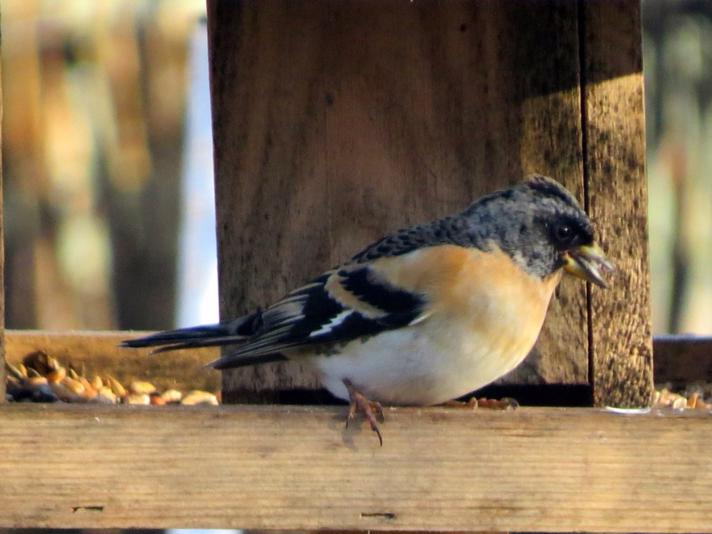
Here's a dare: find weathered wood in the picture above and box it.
[1,404,712,532]
[208,0,591,399]
[654,335,712,385]
[581,0,653,407]
[3,330,705,397]
[5,330,220,394]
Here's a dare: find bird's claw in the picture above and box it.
[343,379,384,446]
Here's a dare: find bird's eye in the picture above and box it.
[554,223,574,245]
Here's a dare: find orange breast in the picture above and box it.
[370,244,561,354]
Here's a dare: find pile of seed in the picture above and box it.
[653,384,712,411]
[5,351,710,411]
[5,351,219,406]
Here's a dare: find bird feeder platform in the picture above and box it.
[2,402,712,533]
[3,1,712,533]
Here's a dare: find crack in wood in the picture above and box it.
[71,505,104,513]
[361,511,397,520]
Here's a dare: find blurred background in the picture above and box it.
[2,0,712,335]
[2,0,215,332]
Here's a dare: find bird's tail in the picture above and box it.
[121,312,262,354]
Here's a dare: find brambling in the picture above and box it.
[124,175,613,443]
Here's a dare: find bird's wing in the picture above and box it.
[123,219,473,371]
[210,250,440,369]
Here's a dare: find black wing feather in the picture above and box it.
[338,267,422,315]
[125,239,431,370]
[210,266,426,369]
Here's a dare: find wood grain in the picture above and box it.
[580,0,654,406]
[207,0,590,398]
[2,404,712,532]
[5,330,220,394]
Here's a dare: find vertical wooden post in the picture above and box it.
[208,0,590,401]
[207,0,653,405]
[580,0,653,406]
[0,4,5,403]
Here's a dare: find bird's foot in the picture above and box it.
[343,379,384,446]
[443,396,519,411]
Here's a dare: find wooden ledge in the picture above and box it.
[7,330,709,395]
[1,404,711,532]
[5,329,221,393]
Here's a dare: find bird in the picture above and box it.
[123,174,613,444]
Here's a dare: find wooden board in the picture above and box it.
[207,0,592,399]
[1,404,712,532]
[654,335,712,385]
[2,330,699,394]
[5,330,220,394]
[581,0,653,406]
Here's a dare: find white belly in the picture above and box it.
[305,313,540,405]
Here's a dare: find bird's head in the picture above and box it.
[461,174,614,286]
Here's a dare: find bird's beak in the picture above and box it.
[562,243,615,288]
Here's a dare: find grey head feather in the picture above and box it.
[458,174,594,277]
[353,174,595,280]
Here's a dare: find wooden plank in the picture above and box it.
[654,335,712,385]
[4,330,707,398]
[5,330,220,394]
[581,0,653,406]
[1,404,712,532]
[207,0,590,399]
